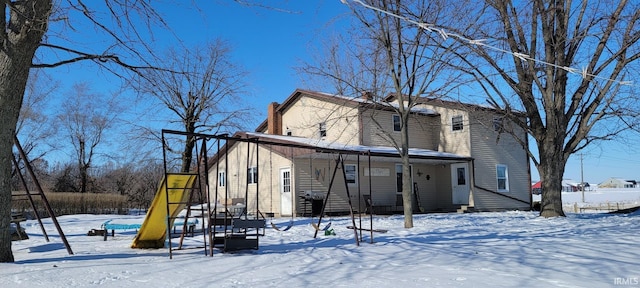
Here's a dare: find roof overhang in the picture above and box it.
[240,132,472,165]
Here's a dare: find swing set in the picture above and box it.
[157,129,385,258]
[232,132,384,245]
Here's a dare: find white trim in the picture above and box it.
[496,164,509,192]
[248,166,258,184]
[392,114,401,132]
[345,164,358,186]
[218,171,225,187]
[452,115,463,131]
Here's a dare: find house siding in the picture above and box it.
[208,141,296,217]
[418,104,472,156]
[417,102,530,211]
[294,157,404,214]
[292,157,459,214]
[468,111,530,210]
[361,109,439,150]
[280,94,360,145]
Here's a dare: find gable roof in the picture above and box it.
[255,89,438,132]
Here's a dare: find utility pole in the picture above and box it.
[580,153,585,202]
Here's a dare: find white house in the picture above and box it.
[207,89,532,217]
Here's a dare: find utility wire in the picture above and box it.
[342,0,635,87]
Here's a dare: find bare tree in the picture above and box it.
[15,70,58,160]
[12,70,58,190]
[0,1,182,262]
[131,41,251,173]
[58,82,118,194]
[305,0,466,228]
[456,0,640,217]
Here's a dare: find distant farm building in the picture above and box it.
[532,181,542,195]
[598,178,637,189]
[562,180,579,192]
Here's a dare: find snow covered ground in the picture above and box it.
[533,188,640,212]
[2,192,639,287]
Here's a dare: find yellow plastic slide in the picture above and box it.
[131,174,197,249]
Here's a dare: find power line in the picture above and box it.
[342,0,636,87]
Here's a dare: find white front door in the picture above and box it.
[280,168,293,216]
[451,163,470,205]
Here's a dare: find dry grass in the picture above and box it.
[12,191,130,217]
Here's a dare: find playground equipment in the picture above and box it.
[131,129,387,258]
[11,135,73,254]
[130,174,197,248]
[130,130,268,258]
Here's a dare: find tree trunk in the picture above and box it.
[181,124,196,173]
[538,145,566,218]
[400,116,413,228]
[0,50,35,263]
[0,0,53,262]
[79,141,87,193]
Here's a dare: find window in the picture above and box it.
[247,166,258,184]
[319,122,327,137]
[392,114,401,132]
[452,115,463,131]
[493,117,504,132]
[456,167,466,185]
[345,164,357,186]
[497,164,509,192]
[218,172,225,187]
[282,169,291,193]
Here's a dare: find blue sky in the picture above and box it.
[155,0,351,117]
[36,1,640,184]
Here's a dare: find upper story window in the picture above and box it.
[493,117,504,132]
[392,114,401,132]
[452,115,464,131]
[218,172,225,187]
[319,122,327,137]
[247,166,258,184]
[496,164,509,192]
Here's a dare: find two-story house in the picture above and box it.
[207,89,531,217]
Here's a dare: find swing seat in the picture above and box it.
[311,222,332,231]
[270,221,293,231]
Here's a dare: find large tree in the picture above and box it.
[457,0,640,217]
[131,41,251,173]
[0,0,177,262]
[0,0,53,263]
[311,0,466,228]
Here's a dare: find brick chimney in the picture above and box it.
[267,102,282,135]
